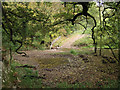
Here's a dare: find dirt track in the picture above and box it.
[61,34,86,49]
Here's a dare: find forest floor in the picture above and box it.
[13,34,119,88]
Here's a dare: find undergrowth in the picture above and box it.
[56,79,118,88]
[72,36,93,48]
[2,61,42,88]
[70,49,78,55]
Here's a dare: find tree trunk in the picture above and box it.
[9,47,12,65]
[99,3,102,56]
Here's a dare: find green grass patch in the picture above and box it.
[53,36,67,47]
[102,79,118,88]
[56,79,118,88]
[70,49,78,55]
[82,45,94,48]
[2,61,42,88]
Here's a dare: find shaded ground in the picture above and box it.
[13,34,119,88]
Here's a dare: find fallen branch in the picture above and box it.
[16,65,36,69]
[106,43,118,62]
[15,40,28,57]
[22,75,46,79]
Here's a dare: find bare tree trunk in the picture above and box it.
[99,2,102,56]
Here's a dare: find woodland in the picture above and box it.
[1,1,120,88]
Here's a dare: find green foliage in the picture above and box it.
[73,36,93,48]
[2,2,119,53]
[2,2,68,51]
[70,49,78,55]
[94,19,119,49]
[18,69,42,88]
[56,82,72,88]
[2,61,42,88]
[101,79,118,88]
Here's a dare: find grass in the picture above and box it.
[53,36,67,47]
[70,49,79,55]
[70,48,94,55]
[82,45,94,48]
[73,34,118,50]
[53,31,82,47]
[50,48,93,56]
[56,79,118,88]
[72,36,93,48]
[2,61,42,88]
[102,79,118,88]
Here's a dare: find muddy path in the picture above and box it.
[13,34,118,88]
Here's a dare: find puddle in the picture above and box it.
[35,57,69,69]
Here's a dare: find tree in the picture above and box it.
[61,2,98,53]
[2,2,68,57]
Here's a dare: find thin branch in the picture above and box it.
[2,23,9,35]
[15,40,27,56]
[72,12,83,25]
[76,22,87,34]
